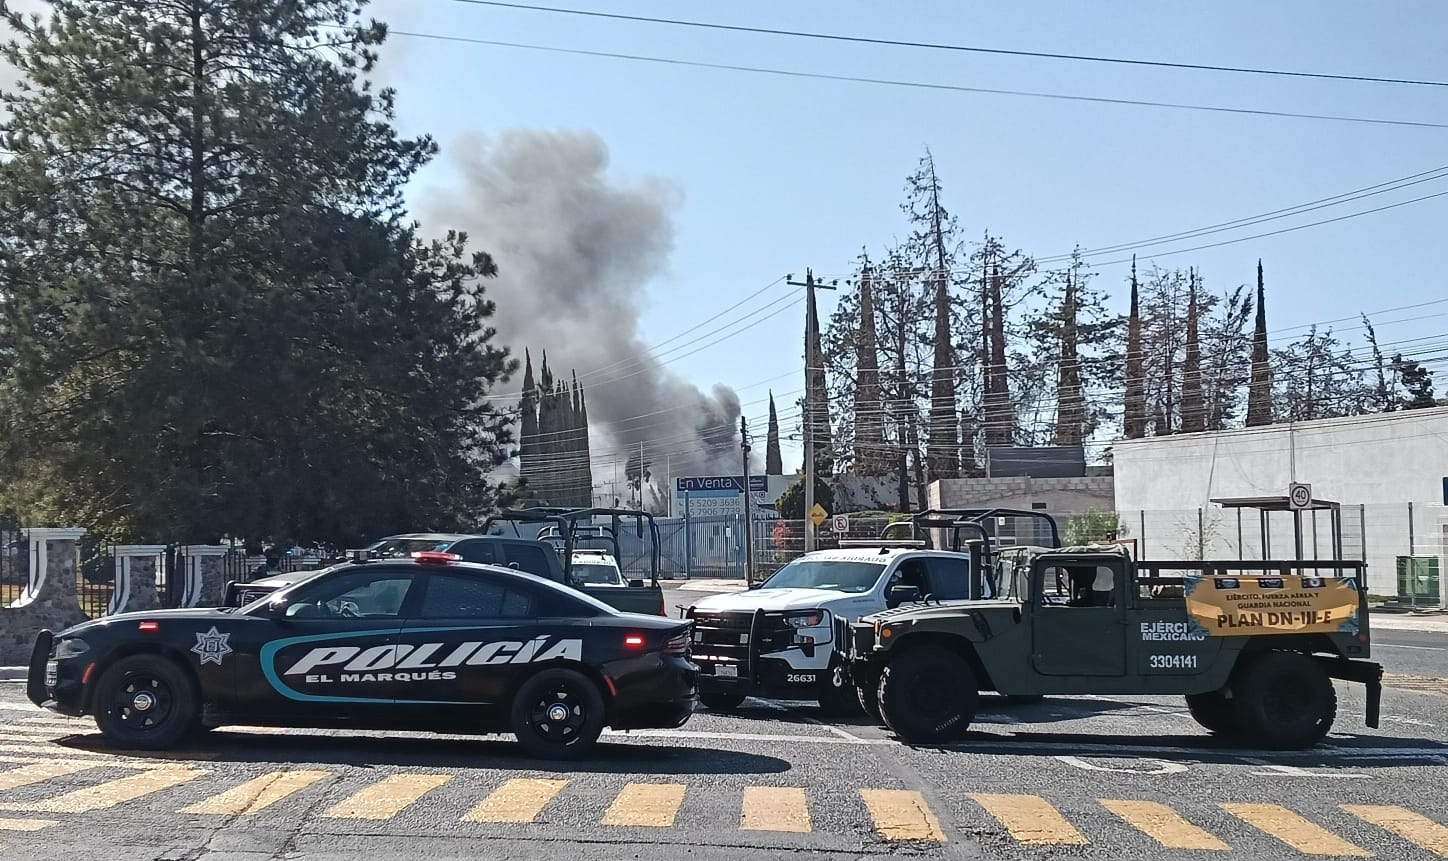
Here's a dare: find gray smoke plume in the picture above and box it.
[421,130,745,509]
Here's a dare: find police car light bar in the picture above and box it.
[412,551,462,564]
[346,548,372,563]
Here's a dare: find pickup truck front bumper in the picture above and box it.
[689,609,850,699]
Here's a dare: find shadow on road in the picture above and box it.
[49,730,795,775]
[907,729,1448,769]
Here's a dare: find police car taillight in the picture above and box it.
[138,621,159,633]
[412,551,461,564]
[664,631,690,655]
[624,634,646,649]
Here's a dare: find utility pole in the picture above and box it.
[786,269,838,552]
[740,415,754,582]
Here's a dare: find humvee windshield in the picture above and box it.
[760,560,887,593]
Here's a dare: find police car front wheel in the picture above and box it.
[93,655,199,750]
[510,668,606,760]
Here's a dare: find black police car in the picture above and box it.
[27,552,697,760]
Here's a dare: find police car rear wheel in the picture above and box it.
[511,668,605,760]
[877,645,978,743]
[93,655,197,750]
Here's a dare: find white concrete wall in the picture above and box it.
[1113,407,1448,595]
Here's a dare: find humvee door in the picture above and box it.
[1030,556,1128,676]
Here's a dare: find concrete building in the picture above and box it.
[1113,406,1448,596]
[927,475,1117,545]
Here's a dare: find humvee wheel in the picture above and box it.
[857,679,883,722]
[1185,691,1239,736]
[1231,652,1336,750]
[877,645,978,743]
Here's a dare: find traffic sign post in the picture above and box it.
[808,503,829,529]
[1289,483,1312,510]
[832,514,850,534]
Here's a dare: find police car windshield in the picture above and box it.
[572,563,624,586]
[368,538,455,558]
[760,560,887,593]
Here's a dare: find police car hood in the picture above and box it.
[57,606,236,637]
[691,587,863,614]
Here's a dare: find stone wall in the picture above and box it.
[0,530,87,664]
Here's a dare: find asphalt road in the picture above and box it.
[0,590,1442,860]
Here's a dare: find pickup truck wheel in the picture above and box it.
[511,668,605,760]
[816,661,861,717]
[93,655,198,750]
[877,645,978,743]
[700,691,746,710]
[1231,652,1336,750]
[1185,691,1239,736]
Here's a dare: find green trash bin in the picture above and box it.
[1396,556,1442,605]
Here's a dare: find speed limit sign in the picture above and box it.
[832,514,850,533]
[1288,482,1312,510]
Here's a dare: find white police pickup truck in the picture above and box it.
[686,546,986,714]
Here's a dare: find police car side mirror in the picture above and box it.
[258,600,289,619]
[887,585,921,608]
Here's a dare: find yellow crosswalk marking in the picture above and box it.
[181,770,331,816]
[1101,799,1229,850]
[602,783,687,828]
[971,793,1086,846]
[0,819,56,832]
[0,762,97,792]
[1222,803,1371,857]
[321,774,451,820]
[0,725,75,737]
[463,779,568,824]
[741,787,811,833]
[861,789,946,842]
[0,743,109,759]
[1344,805,1448,857]
[0,767,205,813]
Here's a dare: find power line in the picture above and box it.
[383,28,1448,131]
[443,1,1448,90]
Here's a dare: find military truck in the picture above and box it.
[847,543,1383,750]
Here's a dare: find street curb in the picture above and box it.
[0,667,26,682]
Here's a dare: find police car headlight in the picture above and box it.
[54,638,90,659]
[784,610,828,629]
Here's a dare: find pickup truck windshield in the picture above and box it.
[572,562,624,586]
[762,560,887,593]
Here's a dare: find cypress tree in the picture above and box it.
[1246,260,1274,427]
[1123,257,1147,439]
[765,391,784,475]
[1181,270,1206,433]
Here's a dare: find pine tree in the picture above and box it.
[1362,315,1396,412]
[1123,257,1147,439]
[1392,354,1438,409]
[904,152,960,480]
[1180,270,1205,433]
[1246,260,1274,426]
[0,0,513,544]
[765,391,783,475]
[1271,327,1368,420]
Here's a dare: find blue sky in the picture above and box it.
[343,2,1448,466]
